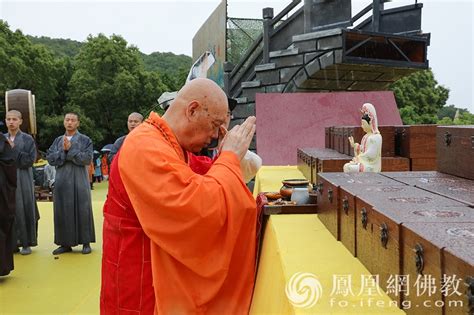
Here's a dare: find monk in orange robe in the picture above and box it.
[100,154,109,180]
[88,161,94,189]
[101,78,258,314]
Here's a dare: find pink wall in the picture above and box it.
[255,92,402,165]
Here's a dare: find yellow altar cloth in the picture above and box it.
[250,166,404,314]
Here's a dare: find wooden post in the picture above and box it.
[262,7,274,64]
[223,62,234,95]
[372,0,381,32]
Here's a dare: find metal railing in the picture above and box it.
[227,0,303,96]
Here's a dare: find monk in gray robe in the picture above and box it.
[4,110,37,255]
[108,112,143,164]
[0,131,16,276]
[46,112,95,255]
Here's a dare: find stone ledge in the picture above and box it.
[255,63,276,72]
[241,80,262,88]
[235,97,248,104]
[293,28,342,42]
[269,48,300,58]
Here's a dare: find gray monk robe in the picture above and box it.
[46,132,95,246]
[4,131,38,248]
[107,135,125,165]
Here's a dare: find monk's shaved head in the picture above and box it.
[163,78,228,153]
[6,110,22,119]
[171,78,227,113]
[127,112,144,132]
[5,109,23,133]
[128,112,143,122]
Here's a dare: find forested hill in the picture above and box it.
[27,35,83,58]
[1,20,194,149]
[140,51,192,74]
[27,35,193,75]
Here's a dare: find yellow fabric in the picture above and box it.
[0,182,106,314]
[253,166,304,197]
[250,166,404,314]
[33,158,48,167]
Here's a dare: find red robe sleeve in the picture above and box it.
[187,152,214,175]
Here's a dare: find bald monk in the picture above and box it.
[100,78,258,314]
[188,98,262,182]
[47,113,95,255]
[108,112,143,164]
[4,110,37,255]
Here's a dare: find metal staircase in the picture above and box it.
[224,0,430,140]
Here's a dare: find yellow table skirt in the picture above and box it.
[250,166,404,314]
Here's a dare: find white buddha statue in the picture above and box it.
[343,103,382,173]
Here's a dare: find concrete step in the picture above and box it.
[241,80,262,88]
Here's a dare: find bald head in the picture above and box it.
[127,112,143,132]
[170,78,227,112]
[163,78,228,153]
[6,110,22,119]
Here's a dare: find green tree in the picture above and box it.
[0,20,71,149]
[141,52,191,77]
[0,21,59,109]
[436,112,474,125]
[27,35,83,58]
[435,104,474,125]
[437,104,458,120]
[68,34,167,146]
[437,104,472,119]
[453,111,474,125]
[40,105,103,151]
[141,52,191,91]
[437,116,454,125]
[1,21,193,149]
[26,34,191,90]
[390,69,449,124]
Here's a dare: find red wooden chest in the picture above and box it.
[316,172,402,243]
[354,187,468,305]
[381,172,474,207]
[402,222,474,315]
[443,239,474,315]
[437,126,474,180]
[396,125,437,158]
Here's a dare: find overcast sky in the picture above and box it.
[1,0,473,113]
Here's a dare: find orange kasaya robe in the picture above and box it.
[101,155,109,176]
[88,161,94,182]
[101,111,258,315]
